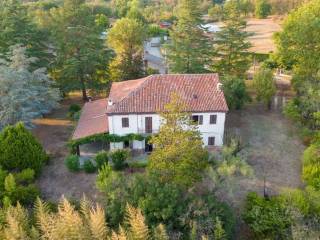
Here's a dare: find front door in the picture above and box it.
[145,117,152,133]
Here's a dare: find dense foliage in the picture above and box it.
[165,0,212,73]
[243,192,292,239]
[148,95,209,188]
[221,75,250,110]
[0,0,49,67]
[276,0,320,131]
[212,4,252,78]
[302,138,320,188]
[47,0,110,100]
[108,17,146,81]
[0,123,48,175]
[109,149,130,170]
[253,67,276,109]
[0,45,60,129]
[255,0,272,19]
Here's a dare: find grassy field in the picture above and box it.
[246,16,283,54]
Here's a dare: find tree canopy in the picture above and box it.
[165,0,212,73]
[147,94,209,188]
[47,0,110,100]
[276,0,320,130]
[108,17,146,81]
[0,45,60,129]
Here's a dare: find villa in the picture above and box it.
[72,74,228,154]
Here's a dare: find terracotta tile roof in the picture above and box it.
[107,74,228,114]
[72,99,108,140]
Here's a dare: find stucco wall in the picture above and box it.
[108,112,226,148]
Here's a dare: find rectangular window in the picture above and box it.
[122,117,129,128]
[210,115,217,124]
[192,115,203,125]
[208,137,215,146]
[145,117,153,133]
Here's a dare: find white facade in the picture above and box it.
[108,112,226,151]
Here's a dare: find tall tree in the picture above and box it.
[48,0,110,100]
[0,45,60,129]
[275,0,320,130]
[212,3,252,78]
[107,17,146,81]
[0,0,49,67]
[165,0,212,73]
[147,94,209,188]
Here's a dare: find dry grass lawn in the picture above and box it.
[246,16,282,54]
[32,94,102,202]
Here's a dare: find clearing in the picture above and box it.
[246,16,282,54]
[32,95,102,202]
[222,103,304,209]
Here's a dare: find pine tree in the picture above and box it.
[212,4,252,78]
[165,0,213,73]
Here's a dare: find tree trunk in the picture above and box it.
[81,77,88,101]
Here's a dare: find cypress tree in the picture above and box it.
[0,123,48,175]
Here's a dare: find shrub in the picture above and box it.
[14,168,35,185]
[302,142,320,188]
[255,0,271,19]
[221,75,250,110]
[3,173,40,206]
[110,149,129,170]
[65,155,80,172]
[68,104,81,119]
[0,123,48,175]
[83,160,96,173]
[69,104,81,113]
[95,151,109,169]
[243,192,292,239]
[12,184,40,205]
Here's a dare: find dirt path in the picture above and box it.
[32,96,101,202]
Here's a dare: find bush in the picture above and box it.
[0,123,48,175]
[65,155,80,172]
[243,192,292,239]
[302,142,320,188]
[68,104,81,119]
[3,173,40,206]
[13,168,35,185]
[255,0,271,18]
[83,160,96,173]
[221,75,250,110]
[12,184,40,205]
[69,104,81,113]
[95,151,109,169]
[110,149,129,170]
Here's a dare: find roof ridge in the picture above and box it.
[112,75,153,108]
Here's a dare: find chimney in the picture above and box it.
[108,99,113,106]
[217,83,223,91]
